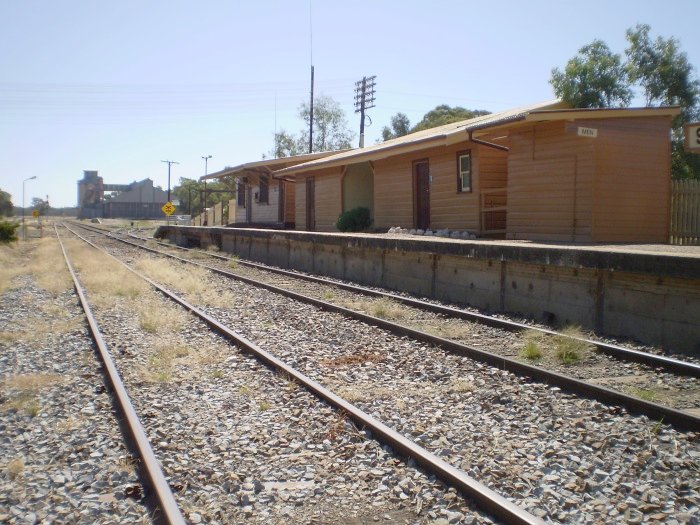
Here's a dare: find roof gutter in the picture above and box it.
[468,130,509,152]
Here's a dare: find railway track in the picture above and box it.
[65,221,700,523]
[59,223,542,523]
[76,221,700,425]
[0,233,158,524]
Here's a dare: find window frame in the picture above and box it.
[456,150,472,193]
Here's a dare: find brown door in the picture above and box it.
[305,177,315,231]
[414,160,430,230]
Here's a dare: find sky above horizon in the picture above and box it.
[2,0,699,207]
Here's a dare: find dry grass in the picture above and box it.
[134,257,235,308]
[27,237,72,295]
[66,240,146,307]
[448,379,474,393]
[5,458,24,480]
[4,373,64,391]
[0,317,83,344]
[0,244,24,294]
[1,373,64,417]
[339,297,407,320]
[319,352,384,368]
[519,330,546,360]
[423,321,475,340]
[137,296,188,334]
[554,326,593,364]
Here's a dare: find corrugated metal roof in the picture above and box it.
[200,150,349,181]
[274,100,567,176]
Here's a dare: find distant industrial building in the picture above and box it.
[77,170,168,219]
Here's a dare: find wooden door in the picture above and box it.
[306,177,315,231]
[414,160,430,230]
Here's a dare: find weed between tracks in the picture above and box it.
[134,257,235,308]
[518,326,593,364]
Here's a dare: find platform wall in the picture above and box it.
[158,226,700,356]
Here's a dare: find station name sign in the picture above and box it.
[577,127,598,138]
[685,122,700,152]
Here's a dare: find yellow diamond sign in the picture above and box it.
[162,201,176,216]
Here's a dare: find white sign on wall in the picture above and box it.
[577,127,598,138]
[685,123,700,152]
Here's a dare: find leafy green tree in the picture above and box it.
[381,113,411,141]
[31,197,50,216]
[297,95,355,153]
[626,24,699,114]
[271,130,304,158]
[625,24,700,179]
[0,190,13,217]
[550,40,633,108]
[172,177,235,215]
[411,105,490,132]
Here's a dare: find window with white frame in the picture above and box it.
[457,151,472,192]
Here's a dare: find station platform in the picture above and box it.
[156,226,700,356]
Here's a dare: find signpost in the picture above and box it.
[162,201,175,216]
[32,210,39,218]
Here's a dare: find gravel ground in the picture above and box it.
[85,230,700,524]
[59,230,499,524]
[125,231,700,413]
[0,241,151,524]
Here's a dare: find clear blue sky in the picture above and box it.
[1,0,698,207]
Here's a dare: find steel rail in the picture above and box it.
[120,227,700,379]
[72,223,700,431]
[63,223,544,525]
[55,226,186,525]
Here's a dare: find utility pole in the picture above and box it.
[161,160,178,203]
[354,75,376,148]
[22,176,37,241]
[201,155,212,210]
[309,65,314,153]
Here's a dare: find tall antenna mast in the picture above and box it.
[308,0,314,153]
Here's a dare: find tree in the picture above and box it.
[381,113,411,141]
[626,25,700,180]
[297,95,355,153]
[271,130,304,158]
[31,197,50,216]
[550,40,633,108]
[411,105,491,132]
[0,190,13,217]
[626,24,699,114]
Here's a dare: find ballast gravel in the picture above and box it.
[0,274,150,524]
[59,232,497,524]
[94,235,700,525]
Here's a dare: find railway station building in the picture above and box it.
[198,151,344,228]
[274,101,679,243]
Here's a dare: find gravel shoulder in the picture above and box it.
[0,239,150,524]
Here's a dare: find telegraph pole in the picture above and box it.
[161,160,179,203]
[309,65,314,153]
[354,75,376,148]
[201,155,212,210]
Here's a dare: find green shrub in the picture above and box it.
[0,221,20,243]
[336,207,371,232]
